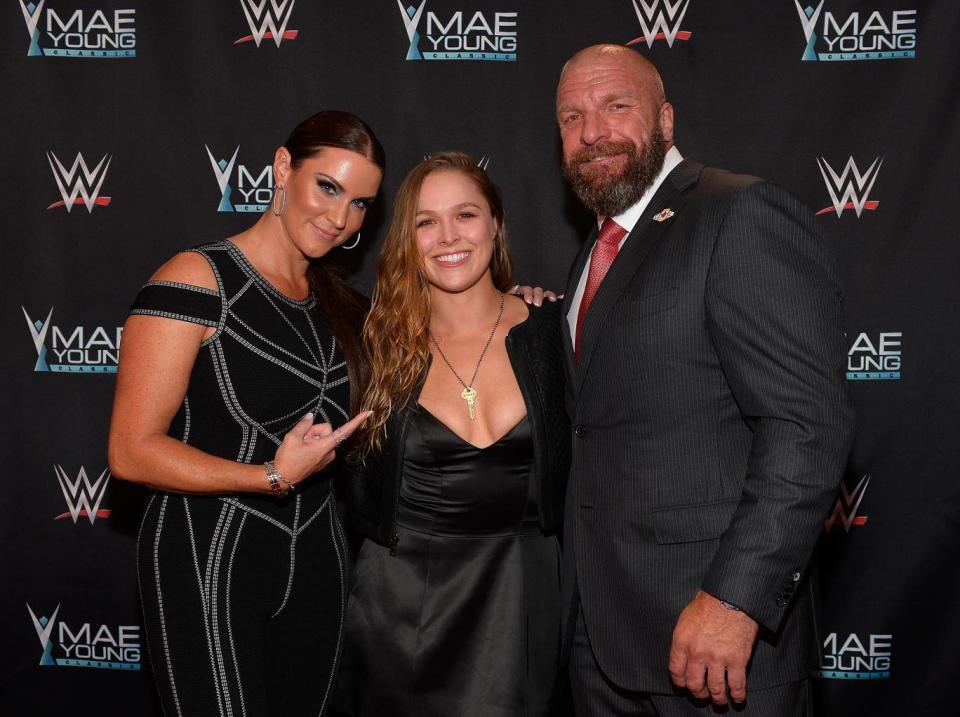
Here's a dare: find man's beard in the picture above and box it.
[562,126,667,218]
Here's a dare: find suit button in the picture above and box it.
[574,424,586,437]
[792,571,801,582]
[776,595,790,607]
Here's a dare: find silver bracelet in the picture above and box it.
[264,460,285,497]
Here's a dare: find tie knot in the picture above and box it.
[597,217,627,245]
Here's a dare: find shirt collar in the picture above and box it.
[599,146,684,233]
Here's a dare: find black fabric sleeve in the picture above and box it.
[129,280,222,328]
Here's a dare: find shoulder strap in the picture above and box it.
[129,279,221,328]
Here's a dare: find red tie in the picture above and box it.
[575,217,627,361]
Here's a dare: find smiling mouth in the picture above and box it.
[433,251,471,266]
[582,153,625,166]
[311,224,339,241]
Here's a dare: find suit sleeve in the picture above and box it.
[700,181,855,633]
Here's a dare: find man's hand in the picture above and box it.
[668,590,759,705]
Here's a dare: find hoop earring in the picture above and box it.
[272,186,286,216]
[341,232,361,250]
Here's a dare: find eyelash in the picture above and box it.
[317,181,370,210]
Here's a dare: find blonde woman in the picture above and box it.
[337,152,570,716]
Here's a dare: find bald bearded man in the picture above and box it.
[555,44,854,716]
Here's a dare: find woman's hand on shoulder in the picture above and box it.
[509,284,562,307]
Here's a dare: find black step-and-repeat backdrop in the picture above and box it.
[3,1,958,714]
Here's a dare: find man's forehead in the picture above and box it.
[558,63,649,100]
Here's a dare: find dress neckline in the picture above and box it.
[415,405,528,451]
[223,240,315,308]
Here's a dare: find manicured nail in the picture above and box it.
[305,412,314,419]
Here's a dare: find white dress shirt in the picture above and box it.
[566,146,684,349]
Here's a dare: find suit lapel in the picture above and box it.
[575,160,703,392]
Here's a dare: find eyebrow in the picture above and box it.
[416,202,483,215]
[316,173,377,203]
[557,91,640,113]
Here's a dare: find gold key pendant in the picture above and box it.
[460,386,478,420]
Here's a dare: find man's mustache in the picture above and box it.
[569,141,636,169]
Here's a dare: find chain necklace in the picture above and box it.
[428,291,505,420]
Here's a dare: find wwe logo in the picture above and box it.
[205,145,240,212]
[54,465,111,524]
[816,156,882,217]
[22,306,53,372]
[397,0,426,60]
[824,474,871,533]
[46,152,112,213]
[236,0,299,46]
[27,603,60,666]
[794,0,825,61]
[19,0,45,56]
[628,0,692,48]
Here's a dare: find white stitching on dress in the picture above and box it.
[152,496,184,716]
[219,497,293,535]
[182,397,191,443]
[227,278,255,308]
[225,512,248,717]
[184,498,225,717]
[297,491,331,533]
[144,279,219,296]
[318,505,347,716]
[210,341,253,460]
[190,247,227,347]
[210,506,235,717]
[129,309,218,327]
[270,494,302,618]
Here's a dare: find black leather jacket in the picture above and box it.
[345,301,570,551]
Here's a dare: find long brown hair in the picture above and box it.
[358,151,513,456]
[287,111,385,412]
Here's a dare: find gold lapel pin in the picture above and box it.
[653,208,675,223]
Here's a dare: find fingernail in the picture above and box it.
[535,300,542,307]
[305,412,314,419]
[365,410,374,417]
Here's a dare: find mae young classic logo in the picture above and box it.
[54,465,111,523]
[22,307,122,374]
[794,1,916,62]
[46,151,112,212]
[396,1,518,61]
[847,331,901,381]
[19,1,136,58]
[27,603,141,670]
[816,631,892,680]
[205,145,273,213]
[824,473,870,533]
[816,156,881,218]
[626,0,692,49]
[235,0,299,46]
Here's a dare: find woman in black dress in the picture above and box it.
[107,111,382,716]
[338,152,570,716]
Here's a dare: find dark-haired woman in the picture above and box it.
[337,152,570,716]
[108,111,382,716]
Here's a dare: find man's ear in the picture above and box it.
[659,102,675,146]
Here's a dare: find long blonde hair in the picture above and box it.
[358,151,513,457]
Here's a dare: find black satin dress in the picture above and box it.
[339,407,562,716]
